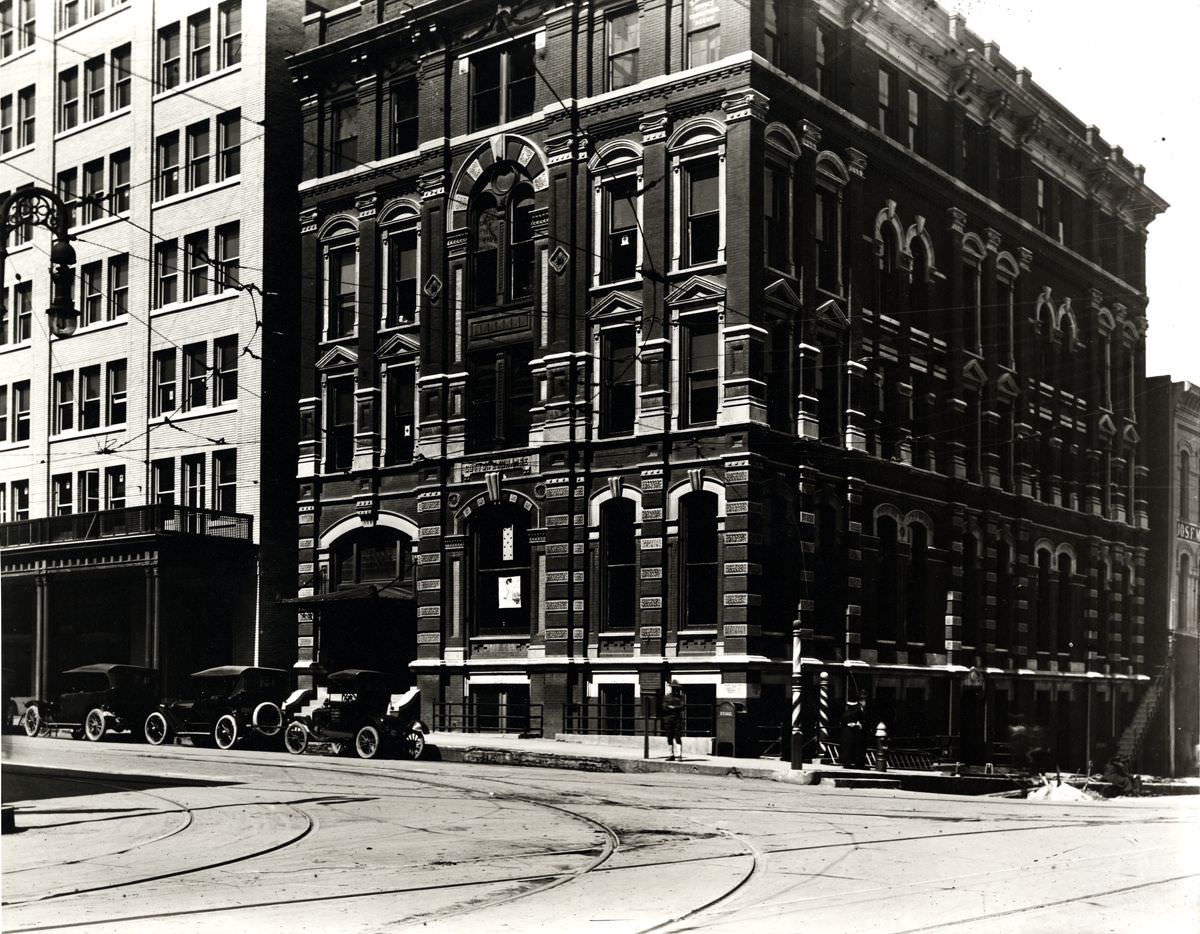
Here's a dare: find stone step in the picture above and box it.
[823,776,903,790]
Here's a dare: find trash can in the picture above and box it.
[714,701,747,757]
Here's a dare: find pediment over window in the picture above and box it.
[377,332,421,360]
[590,290,643,321]
[666,274,725,309]
[764,277,802,310]
[1123,424,1140,445]
[996,371,1020,399]
[962,357,987,387]
[812,297,849,330]
[316,345,359,371]
[1098,413,1118,438]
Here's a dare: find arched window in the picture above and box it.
[471,505,531,635]
[909,236,931,330]
[471,190,502,307]
[322,224,358,340]
[1179,553,1191,631]
[1037,299,1055,379]
[1035,548,1053,653]
[670,122,726,271]
[1058,313,1076,391]
[996,253,1019,368]
[875,515,899,643]
[1180,450,1191,522]
[331,527,412,590]
[469,165,537,309]
[510,186,535,300]
[962,534,980,648]
[907,522,929,645]
[877,223,900,317]
[600,498,637,632]
[763,126,799,274]
[681,491,718,629]
[381,205,420,328]
[1056,552,1073,655]
[814,152,849,294]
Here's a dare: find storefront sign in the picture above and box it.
[1178,521,1200,542]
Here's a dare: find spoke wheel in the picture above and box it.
[22,705,42,738]
[213,714,239,750]
[354,724,381,759]
[144,711,172,746]
[84,709,107,742]
[403,729,426,761]
[283,721,308,755]
[252,702,282,737]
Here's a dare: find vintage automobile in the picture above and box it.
[22,664,159,741]
[144,666,290,750]
[282,668,426,760]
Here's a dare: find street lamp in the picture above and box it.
[0,187,78,338]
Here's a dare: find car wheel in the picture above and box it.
[329,742,346,757]
[213,714,239,750]
[84,709,108,742]
[403,729,426,761]
[354,725,381,759]
[252,702,282,737]
[144,711,173,746]
[283,721,308,755]
[22,705,43,737]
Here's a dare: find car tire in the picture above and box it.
[283,721,308,755]
[252,702,282,737]
[213,714,239,750]
[22,705,42,737]
[84,709,108,742]
[354,724,381,759]
[144,711,173,746]
[403,729,426,761]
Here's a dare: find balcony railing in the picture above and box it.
[0,504,253,548]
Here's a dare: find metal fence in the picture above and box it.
[0,505,253,548]
[433,702,544,738]
[562,702,715,738]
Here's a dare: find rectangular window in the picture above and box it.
[0,386,6,440]
[152,348,176,415]
[58,167,78,228]
[183,454,205,508]
[81,158,104,223]
[214,334,238,403]
[329,99,357,173]
[326,377,355,471]
[54,371,75,433]
[59,66,79,130]
[106,359,126,424]
[217,109,240,178]
[107,253,128,317]
[1036,174,1049,233]
[218,0,240,68]
[764,0,779,66]
[388,78,418,155]
[907,86,924,153]
[110,148,130,212]
[81,260,102,326]
[105,465,126,510]
[84,55,105,121]
[13,380,29,441]
[152,459,175,506]
[12,479,28,520]
[685,0,721,67]
[327,244,357,338]
[0,302,6,344]
[156,130,180,199]
[764,164,789,270]
[79,467,101,516]
[188,10,211,80]
[602,175,638,283]
[384,365,416,465]
[186,120,210,189]
[17,84,33,147]
[79,365,101,429]
[183,342,207,411]
[600,326,637,437]
[683,156,720,267]
[878,66,895,137]
[14,279,31,341]
[158,23,180,89]
[607,8,639,90]
[215,221,239,290]
[184,231,209,300]
[0,94,12,153]
[0,0,10,57]
[469,37,535,131]
[53,474,73,515]
[213,449,236,511]
[61,0,79,29]
[155,239,178,306]
[385,228,418,326]
[111,43,131,109]
[683,315,719,426]
[815,188,841,292]
[815,22,834,98]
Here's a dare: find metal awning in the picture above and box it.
[282,583,415,605]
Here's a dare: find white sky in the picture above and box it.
[951,0,1197,382]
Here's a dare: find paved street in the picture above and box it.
[3,735,1198,934]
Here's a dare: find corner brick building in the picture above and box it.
[288,0,1166,766]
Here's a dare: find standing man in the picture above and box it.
[662,680,686,761]
[840,698,867,768]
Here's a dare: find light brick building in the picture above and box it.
[288,0,1166,766]
[0,0,305,698]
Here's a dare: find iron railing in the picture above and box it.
[0,504,253,548]
[562,702,716,738]
[433,702,544,738]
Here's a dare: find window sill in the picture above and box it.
[74,316,128,338]
[670,261,726,278]
[0,45,35,67]
[599,630,636,638]
[152,64,242,105]
[152,289,239,318]
[0,142,36,164]
[469,634,530,642]
[3,241,32,257]
[158,403,239,426]
[678,629,718,637]
[153,175,241,211]
[50,424,126,444]
[0,342,32,356]
[590,276,643,293]
[57,2,129,39]
[71,214,127,238]
[0,440,31,453]
[54,105,132,144]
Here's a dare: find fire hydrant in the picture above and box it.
[875,721,888,772]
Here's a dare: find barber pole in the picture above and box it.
[790,619,804,769]
[818,671,830,763]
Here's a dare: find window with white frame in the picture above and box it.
[54,371,75,433]
[469,35,536,131]
[106,359,126,424]
[606,7,639,90]
[13,380,29,441]
[600,173,639,284]
[384,363,416,465]
[183,341,207,411]
[152,348,176,415]
[12,479,28,519]
[81,158,104,223]
[77,470,99,511]
[17,84,32,146]
[215,221,239,290]
[1,93,13,153]
[80,261,102,326]
[156,130,180,199]
[186,120,210,189]
[152,459,175,505]
[84,55,105,121]
[671,126,725,271]
[111,43,130,109]
[0,385,6,441]
[0,1,11,57]
[217,109,240,178]
[599,324,637,437]
[79,365,101,429]
[325,374,355,471]
[59,66,79,131]
[184,230,209,300]
[382,216,419,327]
[188,10,211,80]
[962,237,985,354]
[325,234,357,339]
[183,454,205,508]
[105,465,126,510]
[158,23,181,89]
[52,474,73,515]
[213,449,236,512]
[680,312,719,427]
[57,167,78,227]
[107,254,128,317]
[218,0,240,68]
[0,300,6,346]
[11,279,31,341]
[684,0,720,67]
[110,148,130,213]
[214,334,238,403]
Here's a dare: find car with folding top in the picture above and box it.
[22,664,158,742]
[143,666,290,749]
[282,668,426,760]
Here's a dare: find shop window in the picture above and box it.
[599,684,636,734]
[601,497,636,631]
[681,491,718,630]
[471,505,531,635]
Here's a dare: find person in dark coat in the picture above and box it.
[839,699,867,768]
[1101,755,1143,797]
[661,680,686,761]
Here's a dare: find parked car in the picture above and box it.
[22,664,158,742]
[282,668,426,760]
[144,666,290,750]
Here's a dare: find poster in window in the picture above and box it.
[498,575,522,609]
